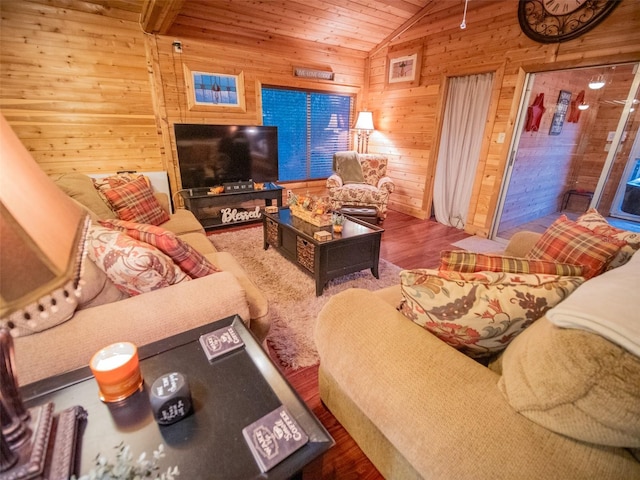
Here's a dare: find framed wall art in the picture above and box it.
[183,65,246,112]
[549,89,571,136]
[385,46,422,89]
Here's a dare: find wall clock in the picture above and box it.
[518,0,621,43]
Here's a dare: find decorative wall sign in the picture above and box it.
[183,65,246,112]
[385,46,423,89]
[293,67,335,81]
[549,90,572,136]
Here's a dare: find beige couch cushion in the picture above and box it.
[15,271,250,385]
[499,317,640,447]
[179,232,217,255]
[52,173,116,219]
[161,208,205,236]
[77,257,127,309]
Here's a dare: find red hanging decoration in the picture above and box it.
[525,93,545,132]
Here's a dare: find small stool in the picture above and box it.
[339,206,378,225]
[562,189,594,211]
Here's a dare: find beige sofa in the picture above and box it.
[14,173,268,386]
[315,232,640,479]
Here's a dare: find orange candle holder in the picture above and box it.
[89,342,143,403]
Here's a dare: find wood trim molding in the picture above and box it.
[140,0,185,34]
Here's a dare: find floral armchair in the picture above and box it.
[326,151,395,221]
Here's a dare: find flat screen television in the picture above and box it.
[174,123,279,189]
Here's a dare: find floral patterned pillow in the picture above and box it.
[87,225,190,296]
[399,269,584,358]
[99,219,220,279]
[576,208,640,270]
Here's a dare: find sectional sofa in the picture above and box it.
[13,172,268,386]
[316,221,640,479]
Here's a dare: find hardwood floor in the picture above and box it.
[272,210,471,479]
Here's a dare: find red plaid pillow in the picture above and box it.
[525,216,624,279]
[439,250,584,276]
[577,208,640,270]
[99,219,220,279]
[103,175,170,226]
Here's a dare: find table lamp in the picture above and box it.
[354,111,374,153]
[0,114,89,477]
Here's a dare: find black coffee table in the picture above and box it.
[263,208,384,295]
[21,315,334,479]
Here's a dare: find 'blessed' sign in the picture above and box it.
[221,206,262,224]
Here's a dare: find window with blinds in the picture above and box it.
[262,87,353,181]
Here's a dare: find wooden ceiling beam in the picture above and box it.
[369,0,437,56]
[140,0,185,34]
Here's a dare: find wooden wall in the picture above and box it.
[147,34,365,199]
[0,0,366,201]
[1,0,639,236]
[0,1,166,175]
[364,0,640,235]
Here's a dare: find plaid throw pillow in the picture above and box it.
[99,219,220,279]
[103,175,170,226]
[440,250,584,277]
[525,216,624,279]
[577,208,640,270]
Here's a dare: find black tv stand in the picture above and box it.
[179,184,284,230]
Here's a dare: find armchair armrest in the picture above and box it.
[327,174,343,190]
[377,176,395,193]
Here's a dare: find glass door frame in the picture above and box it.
[594,66,640,220]
[490,63,640,240]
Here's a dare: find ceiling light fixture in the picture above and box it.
[588,75,606,90]
[578,102,590,111]
[460,0,469,29]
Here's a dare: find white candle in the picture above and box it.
[95,353,132,371]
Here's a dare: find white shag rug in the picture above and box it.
[209,226,402,369]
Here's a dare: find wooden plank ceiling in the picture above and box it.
[139,0,438,54]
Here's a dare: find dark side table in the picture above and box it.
[21,315,334,479]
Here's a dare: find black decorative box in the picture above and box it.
[224,181,254,192]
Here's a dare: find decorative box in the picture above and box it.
[290,205,332,226]
[313,231,332,242]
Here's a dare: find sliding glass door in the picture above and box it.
[492,62,640,240]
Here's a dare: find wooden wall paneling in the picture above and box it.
[363,0,640,236]
[150,34,365,197]
[0,0,164,176]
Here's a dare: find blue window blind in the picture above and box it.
[262,87,352,181]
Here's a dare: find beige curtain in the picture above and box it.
[433,73,494,228]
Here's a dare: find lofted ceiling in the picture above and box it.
[139,0,441,54]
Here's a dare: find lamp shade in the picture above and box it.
[354,111,374,131]
[0,115,89,333]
